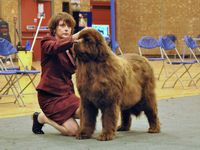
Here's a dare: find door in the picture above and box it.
[90,1,111,33]
[21,0,51,61]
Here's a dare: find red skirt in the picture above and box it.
[38,90,80,125]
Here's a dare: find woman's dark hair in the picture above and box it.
[48,12,76,36]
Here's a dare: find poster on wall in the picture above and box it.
[73,12,92,33]
[92,24,110,38]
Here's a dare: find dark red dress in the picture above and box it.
[36,35,80,125]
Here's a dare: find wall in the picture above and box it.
[1,0,200,55]
[0,0,19,44]
[53,0,66,14]
[80,0,90,11]
[0,1,2,18]
[117,0,200,53]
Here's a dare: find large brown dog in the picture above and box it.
[73,28,160,141]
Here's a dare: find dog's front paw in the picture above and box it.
[97,132,114,141]
[76,131,91,140]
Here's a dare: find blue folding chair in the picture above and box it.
[194,34,200,47]
[184,36,200,84]
[113,41,123,55]
[184,36,200,59]
[0,38,40,106]
[159,36,197,88]
[138,36,166,80]
[0,39,25,106]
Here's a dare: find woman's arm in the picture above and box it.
[41,36,74,55]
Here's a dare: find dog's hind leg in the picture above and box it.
[144,104,160,133]
[143,83,160,133]
[76,101,98,139]
[117,109,131,131]
[97,104,120,141]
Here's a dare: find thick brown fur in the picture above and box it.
[73,28,160,141]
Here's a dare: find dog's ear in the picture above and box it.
[83,34,108,62]
[87,32,109,62]
[95,41,109,62]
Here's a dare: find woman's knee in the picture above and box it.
[62,118,79,136]
[62,125,79,136]
[62,127,78,136]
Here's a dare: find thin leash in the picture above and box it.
[66,50,76,67]
[66,42,77,67]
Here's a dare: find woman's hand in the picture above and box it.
[72,32,79,40]
[72,27,91,40]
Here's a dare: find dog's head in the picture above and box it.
[73,28,110,63]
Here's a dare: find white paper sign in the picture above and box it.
[38,3,45,18]
[71,0,80,3]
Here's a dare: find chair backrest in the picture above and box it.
[138,36,159,49]
[0,38,17,56]
[184,36,198,49]
[159,36,176,50]
[159,36,185,63]
[165,34,177,43]
[184,36,200,63]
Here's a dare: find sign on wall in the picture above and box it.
[71,0,80,11]
[38,3,45,18]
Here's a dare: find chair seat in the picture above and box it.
[0,70,17,75]
[6,67,20,70]
[16,70,40,74]
[148,57,165,61]
[167,60,196,65]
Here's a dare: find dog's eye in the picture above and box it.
[84,37,91,42]
[85,38,90,42]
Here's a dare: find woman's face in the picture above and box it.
[55,20,72,39]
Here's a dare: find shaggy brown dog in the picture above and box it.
[73,28,160,141]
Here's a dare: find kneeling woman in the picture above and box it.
[32,12,81,136]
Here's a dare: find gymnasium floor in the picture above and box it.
[1,94,200,150]
[0,61,200,149]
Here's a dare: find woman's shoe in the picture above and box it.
[32,112,44,134]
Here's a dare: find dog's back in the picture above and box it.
[121,53,155,87]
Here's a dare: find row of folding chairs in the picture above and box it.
[0,38,40,106]
[138,35,200,89]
